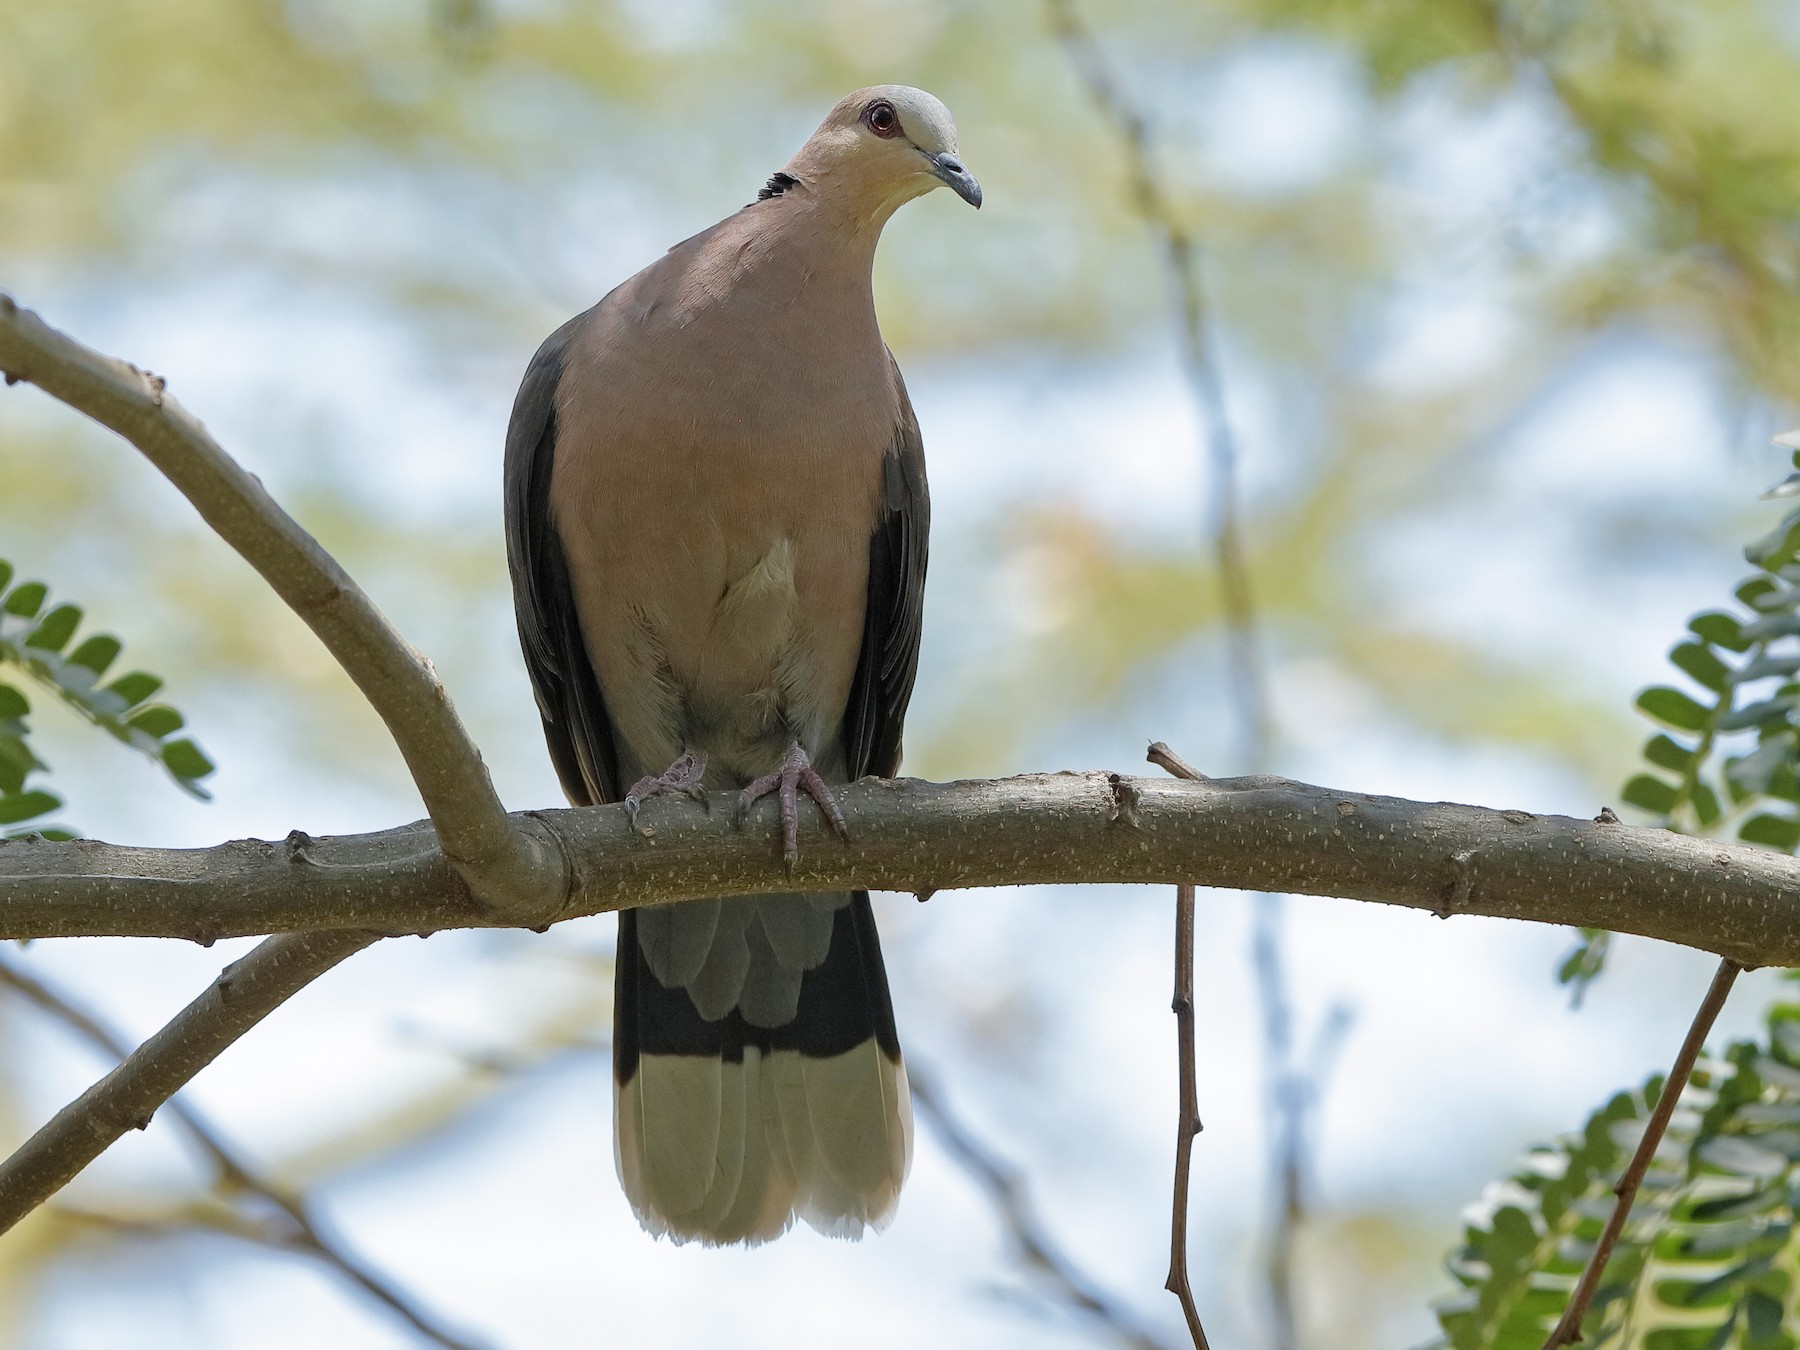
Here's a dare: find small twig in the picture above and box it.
[1166,885,1212,1350]
[1540,956,1744,1349]
[0,955,485,1350]
[909,1069,1180,1350]
[0,930,377,1235]
[1147,747,1212,1348]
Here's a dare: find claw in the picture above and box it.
[623,751,709,827]
[736,742,848,870]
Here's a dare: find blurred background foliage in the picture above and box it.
[6,0,1800,1347]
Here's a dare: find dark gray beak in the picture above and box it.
[929,153,982,209]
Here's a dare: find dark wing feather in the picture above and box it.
[503,313,623,807]
[840,357,930,780]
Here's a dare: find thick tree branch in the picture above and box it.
[0,771,1794,964]
[0,293,559,918]
[0,930,375,1235]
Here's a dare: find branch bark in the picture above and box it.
[0,771,1794,964]
[0,292,559,918]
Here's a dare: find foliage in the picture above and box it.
[1434,1004,1800,1349]
[0,557,214,834]
[1448,458,1800,1343]
[1560,439,1800,1000]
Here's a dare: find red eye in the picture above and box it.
[864,101,901,138]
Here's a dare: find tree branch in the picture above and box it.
[0,771,1794,964]
[0,930,375,1235]
[0,954,485,1350]
[0,292,559,918]
[1539,957,1744,1349]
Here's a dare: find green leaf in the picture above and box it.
[1638,686,1712,732]
[1622,773,1680,814]
[0,790,60,825]
[126,705,183,738]
[101,671,162,709]
[1744,512,1800,569]
[1718,697,1799,733]
[1738,577,1781,610]
[22,603,80,653]
[1,582,46,618]
[1739,813,1800,851]
[1727,732,1798,797]
[1558,929,1612,1007]
[160,738,214,787]
[65,635,120,677]
[1646,734,1698,773]
[1691,611,1754,652]
[1672,640,1733,693]
[1692,780,1724,827]
[0,559,218,813]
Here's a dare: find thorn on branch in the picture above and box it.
[1109,773,1143,828]
[913,888,937,904]
[1595,806,1620,824]
[1147,741,1209,783]
[285,830,316,866]
[1436,850,1478,919]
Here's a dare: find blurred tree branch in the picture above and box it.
[0,954,487,1350]
[0,930,377,1238]
[1047,4,1345,1343]
[910,1068,1181,1350]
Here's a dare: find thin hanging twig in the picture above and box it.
[0,954,488,1350]
[1167,883,1211,1350]
[1148,745,1213,1349]
[1539,956,1744,1349]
